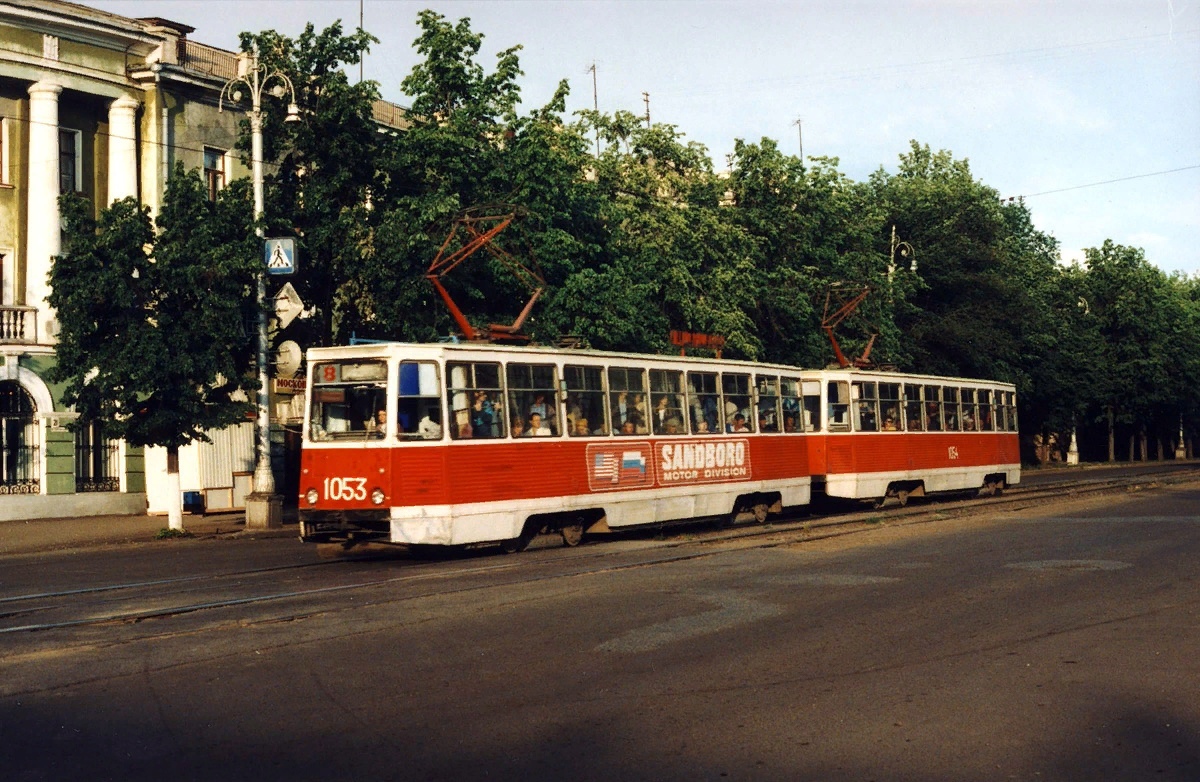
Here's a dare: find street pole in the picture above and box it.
[221,44,298,529]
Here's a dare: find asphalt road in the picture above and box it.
[2,479,1197,781]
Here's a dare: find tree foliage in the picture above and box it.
[49,164,259,450]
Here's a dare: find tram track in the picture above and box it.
[3,465,1196,639]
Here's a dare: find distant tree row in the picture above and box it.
[55,11,1200,465]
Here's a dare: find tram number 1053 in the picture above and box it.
[324,476,368,501]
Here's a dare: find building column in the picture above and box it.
[107,95,139,203]
[26,80,62,344]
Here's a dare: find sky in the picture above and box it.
[86,0,1200,274]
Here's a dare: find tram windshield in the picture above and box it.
[309,360,388,441]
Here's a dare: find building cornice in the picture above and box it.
[0,1,162,58]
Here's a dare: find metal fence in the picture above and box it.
[75,422,120,493]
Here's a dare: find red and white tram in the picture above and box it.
[801,369,1020,506]
[297,343,1020,550]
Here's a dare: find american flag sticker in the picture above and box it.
[586,443,653,492]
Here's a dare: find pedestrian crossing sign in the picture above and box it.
[264,237,296,275]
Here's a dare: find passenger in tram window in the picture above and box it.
[926,402,942,431]
[619,419,637,436]
[370,408,387,434]
[529,393,550,419]
[663,418,683,435]
[857,402,878,432]
[572,417,592,437]
[510,416,526,438]
[695,419,711,433]
[962,410,976,431]
[528,412,552,436]
[729,413,750,433]
[784,414,798,433]
[652,395,671,431]
[882,413,898,431]
[565,396,582,429]
[417,408,442,439]
[471,391,495,438]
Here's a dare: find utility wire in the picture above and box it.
[1014,165,1200,198]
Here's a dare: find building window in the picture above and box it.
[76,421,120,492]
[204,147,225,201]
[0,381,39,494]
[58,128,81,194]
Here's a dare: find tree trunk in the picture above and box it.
[1107,407,1115,462]
[1127,432,1135,462]
[1138,429,1147,461]
[1155,436,1163,461]
[167,445,184,531]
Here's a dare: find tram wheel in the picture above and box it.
[560,520,585,547]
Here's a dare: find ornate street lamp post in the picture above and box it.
[220,44,299,528]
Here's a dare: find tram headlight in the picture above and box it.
[371,487,386,505]
[305,488,319,506]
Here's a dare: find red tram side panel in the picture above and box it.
[301,434,811,546]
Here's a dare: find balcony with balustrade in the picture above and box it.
[0,306,38,345]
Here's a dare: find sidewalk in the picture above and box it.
[0,511,297,556]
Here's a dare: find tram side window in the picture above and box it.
[923,385,942,431]
[507,363,559,437]
[904,384,924,431]
[961,389,978,431]
[943,387,960,431]
[992,390,1007,432]
[978,390,995,431]
[1006,391,1019,431]
[448,362,505,440]
[756,375,780,432]
[565,365,606,437]
[609,366,648,435]
[687,371,721,434]
[722,373,754,433]
[397,361,443,440]
[879,382,902,431]
[802,379,822,432]
[780,377,802,432]
[649,369,686,435]
[309,360,388,441]
[828,381,851,432]
[853,381,878,432]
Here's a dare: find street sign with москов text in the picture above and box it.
[264,237,296,275]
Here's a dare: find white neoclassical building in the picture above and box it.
[0,1,406,520]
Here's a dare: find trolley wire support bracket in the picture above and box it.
[821,283,878,369]
[424,205,546,344]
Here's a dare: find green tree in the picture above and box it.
[870,142,1033,383]
[49,166,259,529]
[726,139,888,368]
[1081,241,1178,461]
[239,22,381,346]
[363,10,603,345]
